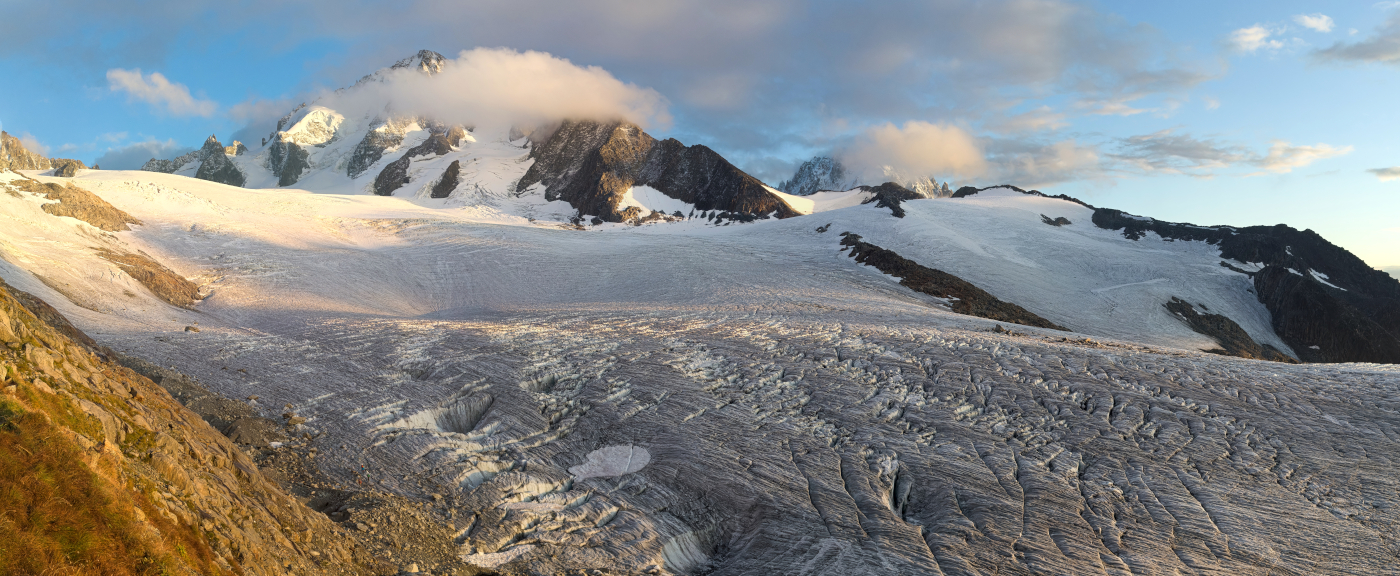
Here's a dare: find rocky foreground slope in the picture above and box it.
[0,278,381,575]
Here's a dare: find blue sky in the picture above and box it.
[1,0,1396,273]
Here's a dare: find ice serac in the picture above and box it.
[517,120,799,222]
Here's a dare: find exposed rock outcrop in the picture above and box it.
[193,135,246,187]
[1164,296,1296,362]
[94,249,202,308]
[517,120,799,222]
[347,116,416,179]
[142,135,245,186]
[431,160,461,198]
[3,176,142,231]
[840,232,1068,330]
[857,181,923,218]
[50,158,86,177]
[779,156,853,196]
[268,140,311,187]
[0,131,52,172]
[1093,210,1400,364]
[371,132,451,196]
[0,279,383,575]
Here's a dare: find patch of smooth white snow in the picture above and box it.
[570,445,650,480]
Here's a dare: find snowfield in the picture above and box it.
[2,167,1398,575]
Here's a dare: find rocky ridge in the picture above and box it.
[143,135,247,187]
[839,232,1068,330]
[0,131,88,176]
[517,120,800,222]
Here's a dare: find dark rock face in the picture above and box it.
[858,182,922,218]
[779,156,851,196]
[840,232,1068,330]
[1253,266,1400,363]
[142,135,245,186]
[347,117,415,179]
[373,155,412,196]
[956,183,1400,364]
[194,136,246,187]
[431,160,461,198]
[1040,214,1071,226]
[1164,297,1296,362]
[952,184,1095,208]
[1093,212,1400,364]
[371,131,457,196]
[0,131,52,172]
[49,158,86,177]
[517,120,797,222]
[269,141,312,187]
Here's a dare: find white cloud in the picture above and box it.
[1230,25,1284,52]
[1203,96,1221,110]
[106,68,218,117]
[17,133,49,156]
[1250,141,1353,175]
[1294,14,1335,33]
[991,139,1101,188]
[839,121,988,182]
[987,106,1069,134]
[1313,13,1400,65]
[1368,166,1400,181]
[320,48,670,133]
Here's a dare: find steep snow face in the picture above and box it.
[276,106,346,147]
[619,185,693,217]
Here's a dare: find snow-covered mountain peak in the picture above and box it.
[391,49,447,75]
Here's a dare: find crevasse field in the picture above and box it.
[2,163,1398,575]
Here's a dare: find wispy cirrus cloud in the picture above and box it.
[1108,130,1351,177]
[106,68,218,117]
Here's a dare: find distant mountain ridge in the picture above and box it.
[955,184,1400,364]
[1,131,88,175]
[137,49,805,223]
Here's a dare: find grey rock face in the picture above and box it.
[0,131,52,172]
[1164,296,1295,362]
[50,158,87,177]
[269,141,311,187]
[371,131,457,196]
[517,120,798,222]
[392,50,447,74]
[431,160,460,199]
[192,135,246,187]
[373,155,412,196]
[348,117,416,179]
[780,156,852,196]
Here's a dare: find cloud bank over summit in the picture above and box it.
[314,48,671,135]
